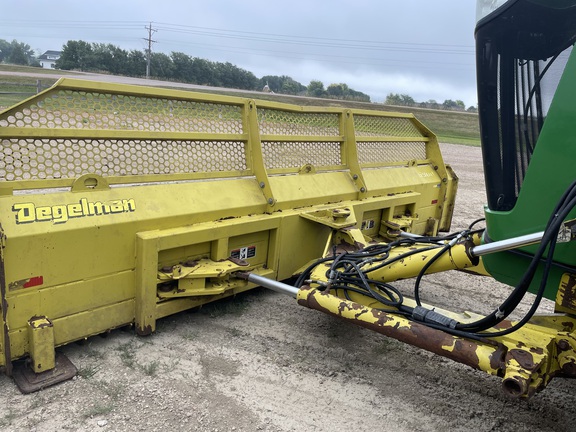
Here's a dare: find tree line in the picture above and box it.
[0,38,371,102]
[53,40,371,102]
[385,93,477,112]
[4,38,479,108]
[0,39,39,66]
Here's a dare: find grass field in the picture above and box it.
[0,65,59,107]
[0,64,480,145]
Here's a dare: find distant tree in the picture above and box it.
[91,43,129,74]
[280,76,305,94]
[212,62,258,90]
[327,83,346,98]
[191,57,216,85]
[56,40,94,70]
[260,75,282,92]
[234,67,259,90]
[171,51,194,82]
[125,49,146,76]
[0,39,10,63]
[347,88,370,102]
[3,40,37,66]
[259,75,305,94]
[467,105,478,113]
[442,99,465,111]
[385,93,415,106]
[307,80,326,97]
[107,45,129,75]
[149,52,174,79]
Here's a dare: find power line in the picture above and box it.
[0,19,474,55]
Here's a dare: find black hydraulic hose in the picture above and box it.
[457,182,576,332]
[293,178,576,336]
[294,256,334,288]
[414,231,469,306]
[359,245,440,274]
[468,218,486,230]
[474,233,558,338]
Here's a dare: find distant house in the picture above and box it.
[38,50,61,69]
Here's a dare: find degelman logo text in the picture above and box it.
[12,198,136,224]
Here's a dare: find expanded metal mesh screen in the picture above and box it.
[0,90,243,134]
[0,82,435,183]
[0,88,248,181]
[262,141,342,170]
[258,109,339,136]
[0,138,246,181]
[357,141,427,165]
[354,115,423,138]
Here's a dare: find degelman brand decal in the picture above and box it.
[12,198,136,224]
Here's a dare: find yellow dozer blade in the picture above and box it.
[0,78,456,391]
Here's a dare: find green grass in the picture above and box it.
[77,364,100,379]
[0,74,58,108]
[0,64,71,75]
[170,86,481,145]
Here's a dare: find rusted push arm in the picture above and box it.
[236,232,576,399]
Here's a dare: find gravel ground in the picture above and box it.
[0,143,575,432]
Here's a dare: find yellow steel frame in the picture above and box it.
[0,79,456,387]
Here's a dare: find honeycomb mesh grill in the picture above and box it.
[357,141,427,165]
[0,90,243,134]
[262,141,341,169]
[0,138,246,181]
[354,115,423,137]
[258,109,339,136]
[0,83,438,183]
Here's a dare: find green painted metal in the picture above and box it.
[482,47,576,299]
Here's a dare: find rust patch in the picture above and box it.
[508,349,536,371]
[0,224,12,376]
[337,301,365,316]
[490,343,507,371]
[227,257,249,266]
[559,273,576,309]
[29,315,52,329]
[561,359,576,376]
[136,324,153,336]
[494,319,514,330]
[370,308,395,325]
[299,289,497,371]
[529,346,545,355]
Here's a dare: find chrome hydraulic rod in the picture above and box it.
[400,230,546,257]
[470,231,545,257]
[235,272,299,297]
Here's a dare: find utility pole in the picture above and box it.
[144,22,157,79]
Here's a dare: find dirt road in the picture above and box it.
[0,143,574,432]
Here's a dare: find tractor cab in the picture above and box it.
[475,0,576,297]
[476,0,576,212]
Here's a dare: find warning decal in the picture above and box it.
[230,246,256,260]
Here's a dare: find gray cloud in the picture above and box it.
[1,0,478,106]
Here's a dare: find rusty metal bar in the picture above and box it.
[296,285,502,373]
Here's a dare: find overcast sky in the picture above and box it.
[1,0,478,106]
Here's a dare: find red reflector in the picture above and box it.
[431,200,438,204]
[23,276,44,288]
